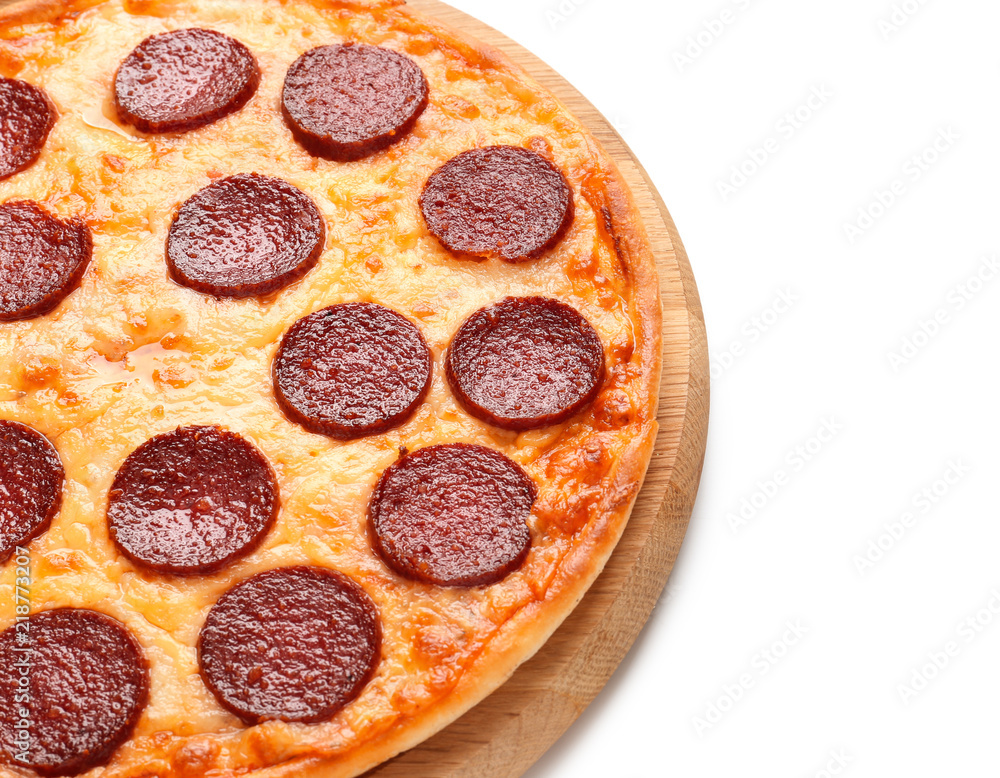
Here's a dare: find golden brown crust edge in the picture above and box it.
[256,5,665,778]
[0,0,667,776]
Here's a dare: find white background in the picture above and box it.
[447,0,1000,775]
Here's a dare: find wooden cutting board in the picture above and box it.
[366,2,711,776]
[0,0,708,773]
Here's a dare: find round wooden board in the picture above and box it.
[364,2,711,776]
[0,0,708,772]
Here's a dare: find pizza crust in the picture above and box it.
[0,1,663,776]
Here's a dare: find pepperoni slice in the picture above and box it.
[368,444,536,587]
[446,297,605,431]
[0,78,55,181]
[0,608,149,777]
[0,421,63,563]
[420,146,574,263]
[0,201,92,321]
[107,426,278,576]
[167,174,325,299]
[198,566,381,724]
[114,28,260,134]
[281,43,428,161]
[273,303,432,440]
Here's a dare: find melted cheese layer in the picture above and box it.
[0,1,660,775]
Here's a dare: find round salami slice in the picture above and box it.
[281,43,428,161]
[0,78,55,181]
[0,608,149,777]
[420,146,574,262]
[107,426,279,576]
[368,444,536,587]
[198,566,381,724]
[167,174,325,298]
[273,303,432,440]
[0,201,92,321]
[114,28,260,134]
[446,297,605,430]
[0,421,63,563]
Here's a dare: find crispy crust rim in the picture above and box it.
[0,1,670,777]
[249,5,666,778]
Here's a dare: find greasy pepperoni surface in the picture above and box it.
[281,43,428,161]
[0,78,55,181]
[0,201,92,321]
[420,146,573,262]
[107,426,278,576]
[0,609,149,777]
[167,174,325,298]
[446,297,605,430]
[0,421,63,562]
[273,303,432,440]
[114,28,260,134]
[198,566,381,724]
[368,444,535,587]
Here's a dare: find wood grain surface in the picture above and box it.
[0,0,709,774]
[365,2,710,776]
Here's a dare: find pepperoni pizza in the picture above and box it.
[0,1,663,776]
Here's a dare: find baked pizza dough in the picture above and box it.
[0,1,663,776]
